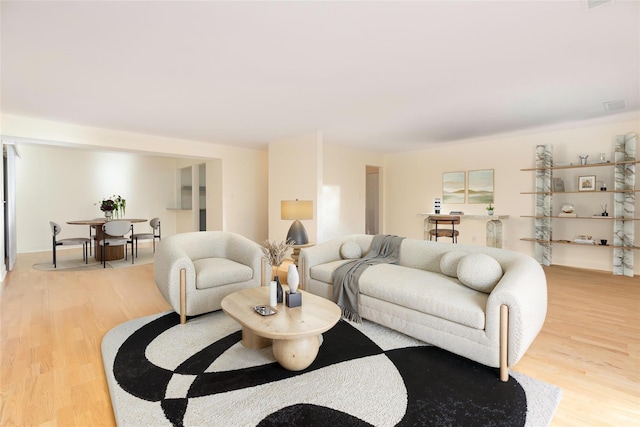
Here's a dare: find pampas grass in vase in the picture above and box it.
[261,239,294,303]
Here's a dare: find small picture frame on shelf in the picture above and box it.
[552,178,565,192]
[578,175,596,192]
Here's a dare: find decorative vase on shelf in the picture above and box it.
[104,211,113,221]
[287,264,300,293]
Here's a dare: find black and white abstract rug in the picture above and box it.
[102,311,561,426]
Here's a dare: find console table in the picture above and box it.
[419,214,510,248]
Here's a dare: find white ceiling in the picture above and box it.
[2,1,639,152]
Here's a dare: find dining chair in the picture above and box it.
[131,217,161,257]
[428,215,460,243]
[49,221,90,268]
[99,220,134,268]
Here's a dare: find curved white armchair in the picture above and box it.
[154,231,269,324]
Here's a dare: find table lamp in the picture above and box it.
[281,199,313,245]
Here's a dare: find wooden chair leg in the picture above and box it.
[180,268,187,325]
[500,304,509,382]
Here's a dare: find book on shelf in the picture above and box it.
[558,212,577,217]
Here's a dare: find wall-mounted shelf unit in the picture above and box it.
[521,215,638,220]
[520,133,637,276]
[520,237,639,250]
[521,189,639,195]
[520,159,637,172]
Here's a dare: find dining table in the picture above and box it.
[66,218,148,261]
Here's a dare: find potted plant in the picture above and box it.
[486,203,494,216]
[97,195,126,219]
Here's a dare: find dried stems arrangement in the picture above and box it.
[260,238,294,268]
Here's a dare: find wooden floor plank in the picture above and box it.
[1,250,638,426]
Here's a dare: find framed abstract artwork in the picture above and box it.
[468,169,494,204]
[442,171,465,203]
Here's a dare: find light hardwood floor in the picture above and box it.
[1,250,638,426]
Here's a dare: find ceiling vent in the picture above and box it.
[584,0,614,10]
[603,99,627,111]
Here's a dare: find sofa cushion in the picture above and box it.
[440,251,468,278]
[310,259,353,283]
[457,254,503,293]
[340,242,362,259]
[193,258,253,289]
[358,264,487,330]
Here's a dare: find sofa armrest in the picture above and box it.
[299,240,343,286]
[485,257,548,367]
[153,239,197,312]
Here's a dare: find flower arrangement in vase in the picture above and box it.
[260,239,294,303]
[97,195,126,220]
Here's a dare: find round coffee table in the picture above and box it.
[221,286,341,371]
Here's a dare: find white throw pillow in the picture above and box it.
[457,253,503,293]
[340,242,362,259]
[439,251,468,278]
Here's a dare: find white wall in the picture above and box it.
[2,114,269,250]
[384,113,640,274]
[222,147,268,240]
[0,145,4,281]
[207,158,223,231]
[322,143,385,241]
[15,144,178,252]
[267,135,386,244]
[268,132,320,243]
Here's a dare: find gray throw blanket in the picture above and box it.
[333,234,405,323]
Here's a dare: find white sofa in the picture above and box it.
[154,231,268,324]
[299,234,547,381]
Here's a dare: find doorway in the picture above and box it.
[365,166,380,235]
